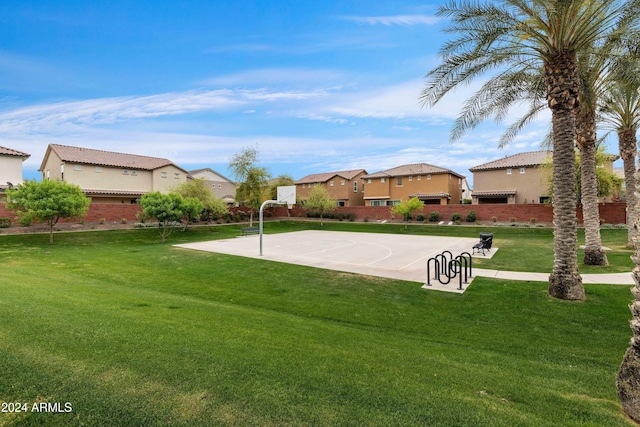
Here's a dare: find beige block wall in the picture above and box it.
[473,167,550,204]
[0,156,25,184]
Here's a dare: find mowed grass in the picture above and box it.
[0,223,636,426]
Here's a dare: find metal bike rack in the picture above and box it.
[426,251,473,290]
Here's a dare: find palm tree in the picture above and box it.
[599,39,640,247]
[421,0,640,300]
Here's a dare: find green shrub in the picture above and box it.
[530,218,537,224]
[466,210,476,222]
[428,211,440,222]
[347,213,355,222]
[363,216,369,223]
[0,217,11,228]
[451,212,462,222]
[416,214,425,222]
[492,216,498,223]
[462,199,472,204]
[510,217,517,223]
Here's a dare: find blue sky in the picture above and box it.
[1,0,602,185]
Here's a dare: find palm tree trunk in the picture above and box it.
[620,128,637,247]
[544,51,584,300]
[576,107,607,265]
[617,184,640,423]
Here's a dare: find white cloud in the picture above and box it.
[203,68,344,87]
[342,14,441,26]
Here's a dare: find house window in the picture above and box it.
[409,176,412,181]
[302,184,306,188]
[218,184,222,188]
[341,180,345,186]
[131,170,137,176]
[520,167,525,174]
[387,200,401,206]
[353,182,358,192]
[371,200,385,207]
[95,167,102,173]
[507,168,512,175]
[74,164,82,171]
[161,172,167,178]
[417,175,421,181]
[46,170,50,179]
[330,181,334,186]
[123,170,129,175]
[397,177,403,186]
[362,183,365,192]
[367,179,372,184]
[427,174,431,180]
[174,173,180,179]
[381,178,386,183]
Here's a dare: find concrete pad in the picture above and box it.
[175,230,482,293]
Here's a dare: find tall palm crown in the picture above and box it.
[422,0,639,300]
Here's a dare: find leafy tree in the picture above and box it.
[181,197,205,230]
[6,180,90,244]
[140,192,190,242]
[172,178,228,221]
[229,147,270,226]
[304,186,336,225]
[421,0,640,300]
[391,198,425,229]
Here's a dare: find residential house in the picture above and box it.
[0,146,30,192]
[296,169,367,206]
[469,151,552,204]
[189,168,236,205]
[39,144,188,203]
[362,163,465,206]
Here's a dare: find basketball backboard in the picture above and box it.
[277,186,296,207]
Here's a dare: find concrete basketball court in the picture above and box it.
[175,230,495,293]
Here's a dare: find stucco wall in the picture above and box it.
[0,155,25,185]
[472,166,550,204]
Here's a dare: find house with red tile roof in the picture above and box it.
[0,146,30,190]
[189,168,236,205]
[362,163,465,206]
[469,151,553,204]
[295,169,367,206]
[39,144,188,203]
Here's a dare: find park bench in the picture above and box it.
[242,226,259,236]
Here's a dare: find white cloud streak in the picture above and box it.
[342,14,441,26]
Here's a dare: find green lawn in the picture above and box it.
[0,222,636,426]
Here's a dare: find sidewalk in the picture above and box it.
[473,268,634,285]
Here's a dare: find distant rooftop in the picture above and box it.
[363,163,464,179]
[296,169,366,184]
[41,144,187,172]
[0,146,30,158]
[469,151,552,172]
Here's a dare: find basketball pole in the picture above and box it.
[259,200,286,256]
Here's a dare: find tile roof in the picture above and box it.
[0,146,30,158]
[362,163,464,179]
[410,192,451,199]
[469,151,552,172]
[296,169,366,184]
[82,189,146,197]
[471,190,517,197]
[45,144,186,172]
